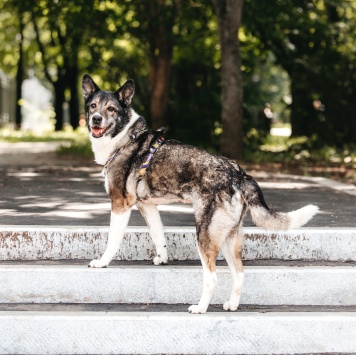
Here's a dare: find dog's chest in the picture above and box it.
[91,136,114,165]
[104,166,139,199]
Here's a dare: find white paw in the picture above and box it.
[88,259,108,268]
[153,255,168,265]
[223,301,239,311]
[188,305,207,314]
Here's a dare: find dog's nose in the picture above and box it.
[92,114,102,125]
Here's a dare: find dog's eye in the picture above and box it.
[90,103,97,109]
[107,107,115,112]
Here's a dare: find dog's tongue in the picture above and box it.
[91,127,104,136]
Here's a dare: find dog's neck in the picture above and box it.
[90,109,142,165]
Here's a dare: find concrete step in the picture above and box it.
[1,262,356,305]
[0,305,356,354]
[1,226,356,261]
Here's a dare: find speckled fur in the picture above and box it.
[82,74,319,314]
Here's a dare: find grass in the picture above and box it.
[0,126,80,143]
[56,129,92,158]
[244,129,356,168]
[0,126,93,158]
[243,128,356,184]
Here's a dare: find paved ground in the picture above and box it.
[0,142,355,228]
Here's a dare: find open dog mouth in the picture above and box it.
[91,123,113,138]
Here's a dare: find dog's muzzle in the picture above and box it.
[90,113,113,138]
[90,123,113,138]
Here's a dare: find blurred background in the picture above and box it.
[0,0,355,181]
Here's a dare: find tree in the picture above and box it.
[214,0,244,159]
[244,0,356,146]
[0,0,28,128]
[29,1,90,130]
[167,1,221,148]
[15,5,25,129]
[127,1,178,129]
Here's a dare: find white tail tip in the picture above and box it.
[288,204,319,229]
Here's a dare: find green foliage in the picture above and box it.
[167,1,221,149]
[1,0,355,158]
[244,129,356,169]
[0,126,74,142]
[0,126,93,157]
[57,129,92,157]
[243,0,356,145]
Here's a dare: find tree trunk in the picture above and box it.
[148,0,175,130]
[149,52,172,130]
[15,10,25,129]
[54,79,65,131]
[215,0,244,160]
[67,64,79,129]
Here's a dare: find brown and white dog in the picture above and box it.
[82,74,319,314]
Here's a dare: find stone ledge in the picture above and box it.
[1,226,356,261]
[1,264,356,305]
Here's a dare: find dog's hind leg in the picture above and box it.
[220,227,244,311]
[136,202,168,265]
[188,201,245,314]
[89,209,131,268]
[188,231,219,314]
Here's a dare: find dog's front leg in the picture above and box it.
[89,209,131,268]
[136,202,168,265]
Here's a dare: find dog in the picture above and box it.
[82,74,319,314]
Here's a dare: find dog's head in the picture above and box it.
[82,74,135,139]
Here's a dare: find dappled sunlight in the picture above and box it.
[62,203,111,211]
[270,127,291,137]
[131,204,194,214]
[16,201,62,209]
[0,165,110,225]
[1,209,17,214]
[89,172,104,178]
[13,195,40,200]
[258,182,319,190]
[7,172,43,178]
[156,205,194,214]
[76,191,106,197]
[41,210,100,219]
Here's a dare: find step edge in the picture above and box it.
[1,310,356,318]
[1,226,356,233]
[1,264,356,271]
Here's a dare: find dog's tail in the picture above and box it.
[241,174,319,230]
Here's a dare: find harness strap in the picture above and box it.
[101,127,165,179]
[101,146,126,177]
[138,136,165,180]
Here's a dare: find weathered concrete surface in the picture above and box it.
[1,311,356,354]
[1,226,356,261]
[1,264,356,305]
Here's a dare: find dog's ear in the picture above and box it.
[82,74,100,100]
[116,79,135,106]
